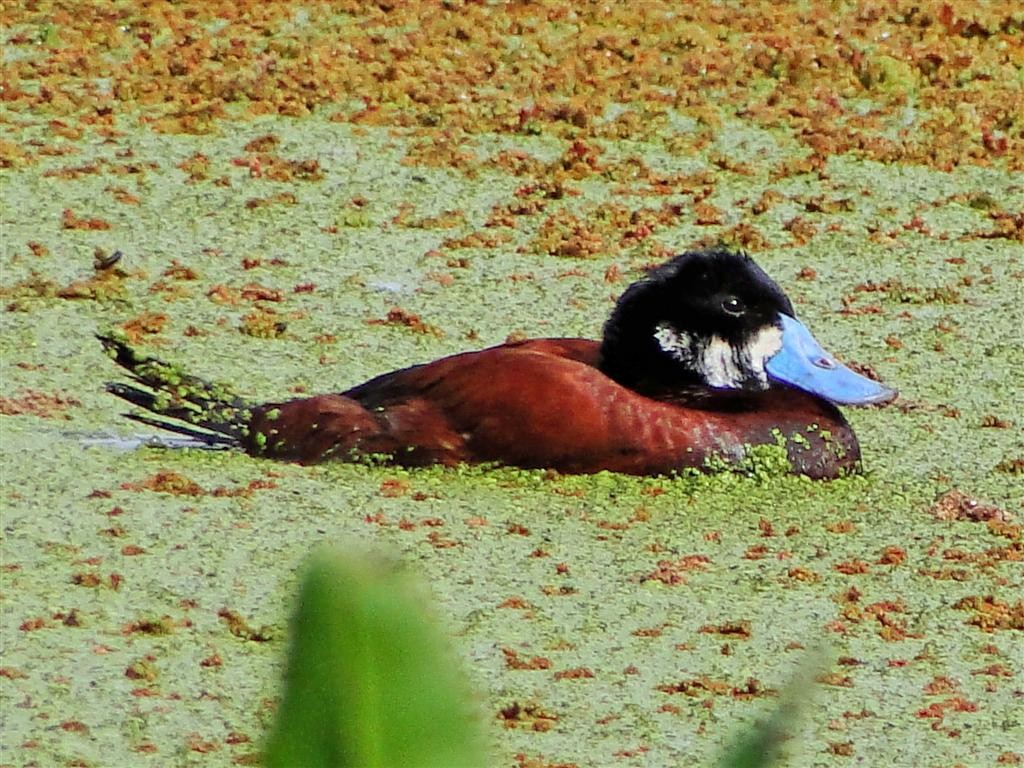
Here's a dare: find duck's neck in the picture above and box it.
[598,335,702,391]
[597,289,704,393]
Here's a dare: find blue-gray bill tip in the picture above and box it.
[765,314,897,406]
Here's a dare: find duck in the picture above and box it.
[100,249,896,479]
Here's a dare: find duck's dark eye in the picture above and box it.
[721,296,746,316]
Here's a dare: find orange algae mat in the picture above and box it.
[3,1,1022,170]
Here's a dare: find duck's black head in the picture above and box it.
[599,249,896,405]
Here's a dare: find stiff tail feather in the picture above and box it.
[99,332,252,447]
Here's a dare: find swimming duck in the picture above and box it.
[101,249,895,479]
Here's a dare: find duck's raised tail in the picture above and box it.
[99,333,252,447]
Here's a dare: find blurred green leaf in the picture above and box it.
[264,548,488,768]
[716,654,825,768]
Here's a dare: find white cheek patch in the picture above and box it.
[653,323,695,364]
[653,322,784,390]
[741,324,783,387]
[700,335,745,388]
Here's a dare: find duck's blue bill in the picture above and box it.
[766,314,897,405]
